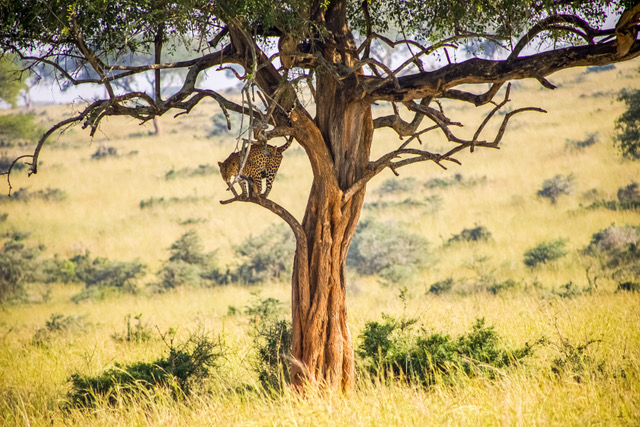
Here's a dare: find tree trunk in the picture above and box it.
[290,65,373,390]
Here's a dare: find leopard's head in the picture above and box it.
[218,153,239,183]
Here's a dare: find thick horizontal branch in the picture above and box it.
[364,39,640,102]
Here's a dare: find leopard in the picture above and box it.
[218,137,293,198]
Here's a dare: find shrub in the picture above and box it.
[554,281,583,298]
[111,313,153,344]
[447,225,492,245]
[78,256,146,291]
[523,239,568,268]
[208,112,241,137]
[586,64,615,73]
[0,113,45,146]
[377,177,417,195]
[0,154,26,174]
[584,225,640,281]
[347,219,429,276]
[379,265,418,285]
[253,318,292,392]
[586,225,639,253]
[32,313,89,346]
[156,230,225,290]
[139,195,201,209]
[537,174,573,203]
[357,316,533,386]
[0,187,67,203]
[165,164,218,180]
[565,133,598,151]
[39,254,79,284]
[614,88,640,160]
[236,293,292,392]
[488,279,518,295]
[234,224,295,284]
[617,281,640,293]
[617,182,639,204]
[0,233,43,304]
[91,146,118,159]
[428,278,455,295]
[68,329,224,407]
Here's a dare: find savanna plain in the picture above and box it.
[1,59,639,426]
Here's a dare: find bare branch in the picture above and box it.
[343,85,546,204]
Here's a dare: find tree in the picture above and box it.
[0,54,28,108]
[1,0,639,391]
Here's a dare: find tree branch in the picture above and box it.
[343,84,546,204]
[365,38,640,102]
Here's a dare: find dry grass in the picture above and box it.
[1,60,639,425]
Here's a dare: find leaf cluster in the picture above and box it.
[347,0,621,43]
[0,0,218,56]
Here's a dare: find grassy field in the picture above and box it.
[0,58,639,426]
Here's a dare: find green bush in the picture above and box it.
[78,256,146,291]
[617,182,639,204]
[487,279,518,295]
[0,232,43,304]
[0,113,44,146]
[234,293,292,393]
[554,281,584,298]
[379,265,419,285]
[111,313,154,344]
[565,133,598,151]
[447,225,492,245]
[537,174,574,204]
[39,254,78,284]
[0,187,67,203]
[253,318,292,393]
[377,177,417,195]
[234,224,295,284]
[357,315,533,386]
[165,164,218,180]
[614,88,640,160]
[584,225,640,282]
[617,281,640,293]
[208,112,240,137]
[428,278,455,295]
[0,154,26,174]
[32,313,89,346]
[347,219,429,276]
[523,239,568,268]
[155,230,226,290]
[68,330,224,407]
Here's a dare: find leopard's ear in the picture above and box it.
[218,161,222,167]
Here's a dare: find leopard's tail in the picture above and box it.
[277,136,293,154]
